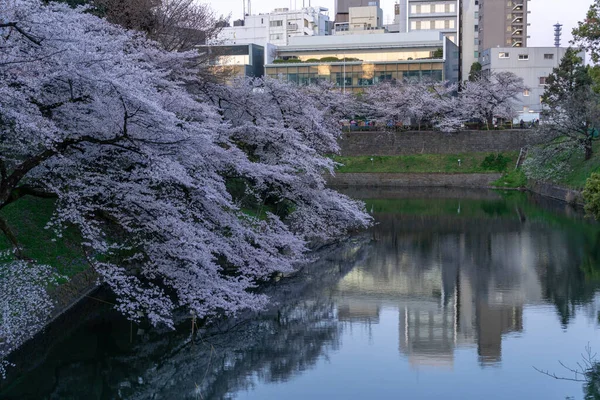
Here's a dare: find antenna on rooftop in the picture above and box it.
[554,22,562,48]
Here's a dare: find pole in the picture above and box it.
[343,56,346,94]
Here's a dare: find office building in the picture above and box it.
[394,0,459,44]
[198,44,265,83]
[265,31,459,91]
[480,47,582,121]
[217,7,331,50]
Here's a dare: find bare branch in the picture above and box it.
[0,22,43,45]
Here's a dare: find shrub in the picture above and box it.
[480,153,511,171]
[492,169,527,188]
[583,172,600,219]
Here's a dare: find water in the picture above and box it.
[2,188,600,400]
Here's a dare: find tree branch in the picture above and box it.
[0,216,25,259]
[0,22,43,46]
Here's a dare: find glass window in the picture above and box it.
[449,19,455,28]
[270,20,283,27]
[435,20,445,29]
[435,4,445,13]
[539,76,547,85]
[421,21,430,30]
[518,54,529,60]
[421,4,431,13]
[411,5,417,13]
[449,3,455,12]
[544,53,554,59]
[499,52,510,58]
[411,21,417,30]
[523,89,530,96]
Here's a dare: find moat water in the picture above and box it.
[2,188,600,399]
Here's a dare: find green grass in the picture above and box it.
[557,142,600,189]
[334,152,518,174]
[0,197,87,278]
[492,169,527,189]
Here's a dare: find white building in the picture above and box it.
[217,7,331,53]
[459,0,479,81]
[481,47,584,122]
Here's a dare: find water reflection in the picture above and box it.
[2,189,600,400]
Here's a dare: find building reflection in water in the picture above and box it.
[332,209,571,369]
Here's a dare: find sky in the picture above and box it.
[205,0,594,48]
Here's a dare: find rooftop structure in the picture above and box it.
[335,0,381,23]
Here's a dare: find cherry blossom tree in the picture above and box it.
[459,72,527,129]
[0,0,370,373]
[363,80,461,132]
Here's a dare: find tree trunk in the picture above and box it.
[585,139,593,161]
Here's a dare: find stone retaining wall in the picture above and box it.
[528,181,584,206]
[339,130,540,156]
[327,173,502,188]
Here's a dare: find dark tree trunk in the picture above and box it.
[585,139,593,160]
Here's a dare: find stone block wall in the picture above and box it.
[338,130,541,156]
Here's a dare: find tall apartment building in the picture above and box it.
[478,0,528,54]
[394,0,459,44]
[335,0,381,23]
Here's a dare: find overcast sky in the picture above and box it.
[207,0,594,48]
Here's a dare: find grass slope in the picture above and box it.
[334,152,518,174]
[0,197,86,278]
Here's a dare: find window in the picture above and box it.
[421,20,431,29]
[435,20,445,29]
[474,51,479,58]
[411,21,417,30]
[539,76,547,85]
[518,54,529,60]
[270,20,283,27]
[499,52,510,58]
[474,38,479,45]
[411,5,417,13]
[544,53,554,60]
[449,4,455,12]
[523,89,530,96]
[449,19,455,28]
[269,33,282,40]
[421,4,431,13]
[523,106,529,112]
[474,24,478,31]
[435,4,445,13]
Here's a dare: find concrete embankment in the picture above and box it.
[528,181,584,206]
[327,172,502,188]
